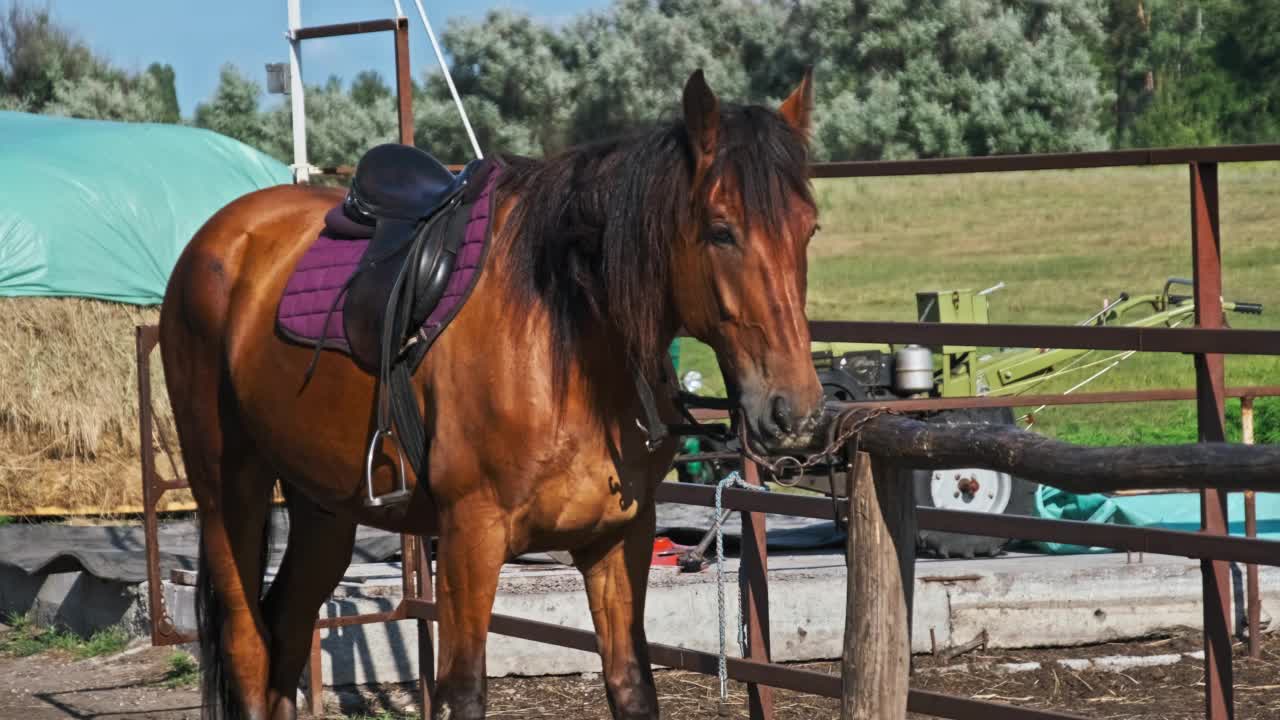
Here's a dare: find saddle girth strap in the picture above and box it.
[373,194,463,488]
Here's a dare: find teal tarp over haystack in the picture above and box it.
[0,111,290,305]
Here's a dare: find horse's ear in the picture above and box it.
[682,69,720,171]
[778,66,815,139]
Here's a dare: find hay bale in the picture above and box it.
[0,297,188,515]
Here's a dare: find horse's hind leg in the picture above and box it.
[162,292,276,718]
[174,385,276,719]
[261,487,357,720]
[573,504,660,720]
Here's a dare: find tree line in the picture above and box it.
[1,1,1276,166]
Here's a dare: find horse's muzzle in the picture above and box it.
[743,388,823,452]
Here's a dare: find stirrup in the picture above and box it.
[363,427,413,507]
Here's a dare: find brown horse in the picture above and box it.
[159,69,822,720]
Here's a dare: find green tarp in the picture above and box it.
[0,111,290,305]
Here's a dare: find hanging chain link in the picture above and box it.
[713,471,767,707]
[737,406,895,485]
[708,407,893,711]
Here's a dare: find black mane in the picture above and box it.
[497,103,812,389]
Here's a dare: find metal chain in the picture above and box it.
[737,406,895,485]
[707,408,892,709]
[714,470,767,707]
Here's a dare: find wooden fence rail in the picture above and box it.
[838,414,1280,718]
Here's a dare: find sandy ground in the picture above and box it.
[0,641,201,719]
[1,628,1277,719]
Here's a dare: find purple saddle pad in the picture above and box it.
[276,168,498,356]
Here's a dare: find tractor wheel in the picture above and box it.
[912,407,1037,559]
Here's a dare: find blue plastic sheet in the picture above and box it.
[1031,486,1280,554]
[0,111,289,305]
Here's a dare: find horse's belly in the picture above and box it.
[514,447,667,553]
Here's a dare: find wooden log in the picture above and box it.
[848,411,1280,492]
[842,451,912,720]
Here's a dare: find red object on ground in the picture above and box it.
[650,536,690,566]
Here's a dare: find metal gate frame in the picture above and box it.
[136,141,1280,720]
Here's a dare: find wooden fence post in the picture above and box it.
[842,451,914,719]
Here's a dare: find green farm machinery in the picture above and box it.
[678,277,1262,557]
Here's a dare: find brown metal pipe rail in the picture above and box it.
[401,599,1086,720]
[292,18,398,40]
[656,483,1280,567]
[810,143,1280,178]
[809,320,1280,356]
[843,385,1280,412]
[687,385,1280,421]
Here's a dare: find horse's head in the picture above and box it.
[671,69,823,450]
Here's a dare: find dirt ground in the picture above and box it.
[1,628,1277,719]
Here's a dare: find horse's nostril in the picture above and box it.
[771,395,793,434]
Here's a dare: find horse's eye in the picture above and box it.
[708,224,737,246]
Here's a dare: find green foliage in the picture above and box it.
[194,65,400,167]
[559,0,776,141]
[797,0,1113,159]
[43,68,172,122]
[416,0,1114,161]
[0,4,176,123]
[1,612,129,659]
[147,63,181,123]
[1101,0,1280,148]
[8,0,1279,161]
[421,9,573,157]
[160,650,200,688]
[0,4,102,109]
[193,64,281,156]
[350,70,392,107]
[296,75,399,168]
[0,515,11,526]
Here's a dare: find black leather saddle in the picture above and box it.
[331,143,490,507]
[342,145,484,374]
[343,143,470,226]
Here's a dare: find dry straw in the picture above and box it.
[0,297,187,514]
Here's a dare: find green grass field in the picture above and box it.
[676,162,1280,446]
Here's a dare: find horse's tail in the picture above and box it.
[196,506,274,720]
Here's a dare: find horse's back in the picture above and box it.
[163,184,341,344]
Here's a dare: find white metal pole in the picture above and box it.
[287,0,310,182]
[411,0,483,159]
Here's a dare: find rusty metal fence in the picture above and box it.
[136,141,1280,720]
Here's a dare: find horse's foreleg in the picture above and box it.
[433,505,509,720]
[574,503,660,720]
[261,489,357,720]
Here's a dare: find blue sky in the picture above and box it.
[9,1,605,116]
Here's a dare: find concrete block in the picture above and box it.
[943,553,1280,649]
[0,566,147,636]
